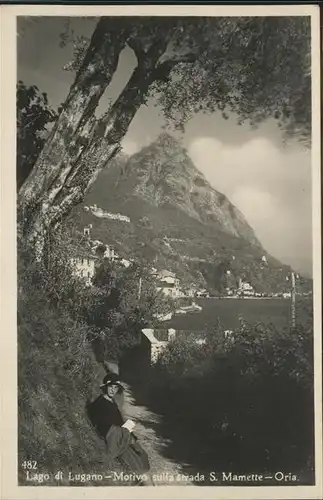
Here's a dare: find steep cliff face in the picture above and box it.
[116,133,260,246]
[70,134,297,293]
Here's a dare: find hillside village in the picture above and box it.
[70,221,302,301]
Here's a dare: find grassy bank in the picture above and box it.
[18,276,119,485]
[17,242,139,486]
[17,236,168,486]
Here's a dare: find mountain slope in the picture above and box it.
[69,134,305,293]
[86,134,260,245]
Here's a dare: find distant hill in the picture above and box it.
[68,134,311,294]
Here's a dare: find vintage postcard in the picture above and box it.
[1,3,322,500]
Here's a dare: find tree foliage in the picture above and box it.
[17,81,57,190]
[86,259,174,358]
[156,17,311,143]
[62,16,311,143]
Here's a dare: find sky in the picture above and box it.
[17,17,313,276]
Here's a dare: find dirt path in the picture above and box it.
[122,384,193,486]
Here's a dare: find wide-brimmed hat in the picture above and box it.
[100,373,124,390]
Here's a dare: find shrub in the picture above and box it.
[88,259,175,359]
[149,317,314,478]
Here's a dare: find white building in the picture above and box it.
[184,285,199,297]
[156,270,182,298]
[157,270,178,283]
[70,255,96,286]
[119,258,132,268]
[103,244,116,260]
[141,328,205,364]
[83,225,92,237]
[84,204,131,223]
[141,328,170,364]
[238,278,255,296]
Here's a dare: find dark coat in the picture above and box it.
[87,394,150,474]
[87,395,124,440]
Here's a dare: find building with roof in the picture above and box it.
[141,328,207,365]
[70,254,97,286]
[156,269,183,298]
[69,227,99,286]
[237,278,255,296]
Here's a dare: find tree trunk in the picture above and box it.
[48,45,172,229]
[17,19,129,248]
[18,22,176,261]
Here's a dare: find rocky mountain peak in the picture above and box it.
[154,132,183,149]
[118,135,260,246]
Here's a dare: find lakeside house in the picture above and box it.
[237,278,255,297]
[184,286,198,298]
[156,269,184,298]
[141,328,206,365]
[151,270,203,299]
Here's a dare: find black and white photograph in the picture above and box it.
[1,4,322,500]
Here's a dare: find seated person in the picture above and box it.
[87,373,152,482]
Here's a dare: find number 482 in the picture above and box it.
[21,460,37,470]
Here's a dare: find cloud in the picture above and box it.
[188,137,312,275]
[230,187,277,224]
[121,139,140,156]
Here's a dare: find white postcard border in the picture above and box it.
[1,4,321,500]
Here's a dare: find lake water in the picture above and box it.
[162,298,293,331]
